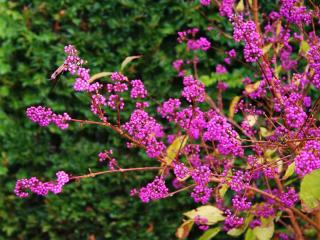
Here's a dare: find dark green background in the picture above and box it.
[0,1,246,239]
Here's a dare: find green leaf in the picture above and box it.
[120,55,142,71]
[245,228,255,240]
[183,205,225,225]
[283,162,295,180]
[176,220,194,239]
[199,227,220,240]
[299,169,320,211]
[200,75,217,87]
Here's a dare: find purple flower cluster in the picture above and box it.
[203,112,243,156]
[229,170,250,192]
[307,43,320,89]
[194,215,209,231]
[138,177,169,203]
[190,165,212,204]
[232,16,262,62]
[186,37,211,51]
[26,106,71,129]
[173,162,190,179]
[182,75,206,103]
[279,0,312,25]
[199,0,211,6]
[219,0,235,18]
[294,140,320,176]
[130,80,147,99]
[14,171,69,198]
[157,98,181,121]
[224,209,244,231]
[177,29,211,51]
[90,94,107,115]
[122,109,165,158]
[232,194,252,211]
[215,64,227,74]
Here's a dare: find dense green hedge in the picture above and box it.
[0,1,246,239]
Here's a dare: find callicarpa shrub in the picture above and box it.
[14,0,320,239]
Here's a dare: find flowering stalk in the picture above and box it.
[14,1,320,239]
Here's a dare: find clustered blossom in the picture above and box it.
[130,80,147,99]
[194,215,209,231]
[279,0,312,25]
[138,177,169,203]
[177,29,211,51]
[157,98,181,121]
[215,64,227,74]
[26,106,71,130]
[294,140,320,176]
[190,165,213,204]
[307,43,320,89]
[204,112,243,156]
[173,162,190,179]
[182,75,205,103]
[232,16,262,62]
[187,37,211,51]
[199,0,211,6]
[122,109,165,158]
[90,94,107,115]
[219,0,235,18]
[107,94,124,110]
[232,194,252,211]
[224,209,244,231]
[176,107,206,140]
[14,171,69,198]
[229,170,250,192]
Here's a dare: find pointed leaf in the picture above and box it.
[120,55,142,71]
[229,96,240,119]
[184,205,225,225]
[299,169,320,211]
[176,220,194,239]
[283,162,295,180]
[199,227,221,240]
[236,0,244,12]
[163,136,188,166]
[89,72,112,83]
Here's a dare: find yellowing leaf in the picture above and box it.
[299,169,320,212]
[229,96,240,119]
[183,205,225,225]
[120,55,142,72]
[176,220,194,239]
[246,115,257,127]
[199,227,221,240]
[252,219,274,240]
[262,43,272,55]
[89,72,112,83]
[283,162,295,180]
[299,40,310,53]
[260,127,274,137]
[218,184,229,198]
[245,81,260,94]
[162,136,188,167]
[236,0,244,11]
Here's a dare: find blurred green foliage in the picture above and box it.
[0,0,246,239]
